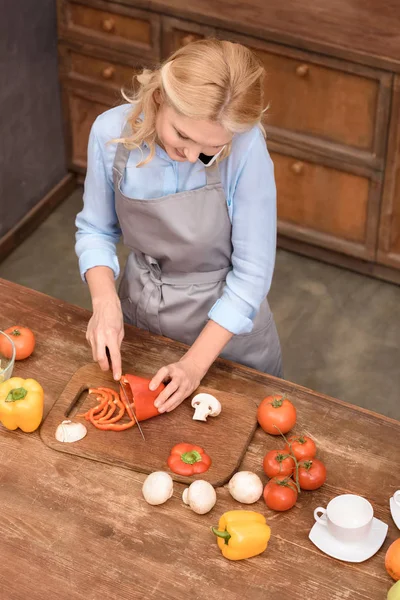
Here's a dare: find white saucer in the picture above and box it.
[390,497,400,530]
[309,517,388,563]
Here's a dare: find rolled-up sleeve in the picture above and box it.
[75,120,121,281]
[208,129,277,334]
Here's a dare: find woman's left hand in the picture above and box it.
[149,357,206,413]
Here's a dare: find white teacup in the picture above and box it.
[394,490,400,510]
[314,494,373,543]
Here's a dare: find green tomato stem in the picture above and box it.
[274,425,301,494]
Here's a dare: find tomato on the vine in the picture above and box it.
[0,326,35,360]
[298,458,326,490]
[263,476,298,511]
[263,450,295,478]
[257,395,296,435]
[284,435,317,461]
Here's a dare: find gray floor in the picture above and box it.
[1,188,399,420]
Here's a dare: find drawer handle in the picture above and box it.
[102,18,116,33]
[291,161,304,175]
[296,64,309,77]
[101,66,115,80]
[181,33,197,46]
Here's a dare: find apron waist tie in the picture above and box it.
[133,253,231,334]
[137,253,231,285]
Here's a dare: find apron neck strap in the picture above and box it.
[205,164,221,186]
[112,121,132,185]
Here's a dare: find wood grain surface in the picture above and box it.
[40,363,258,486]
[0,278,399,600]
[116,0,400,71]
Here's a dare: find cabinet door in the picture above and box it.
[63,85,115,172]
[162,17,216,58]
[270,145,382,260]
[378,76,400,269]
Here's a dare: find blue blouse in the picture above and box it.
[75,104,277,335]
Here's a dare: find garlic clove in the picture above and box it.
[182,488,189,505]
[55,420,87,443]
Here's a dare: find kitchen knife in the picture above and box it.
[119,378,146,441]
[105,346,146,441]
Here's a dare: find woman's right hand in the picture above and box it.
[86,294,125,380]
[85,266,125,381]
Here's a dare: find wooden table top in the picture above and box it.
[0,277,398,600]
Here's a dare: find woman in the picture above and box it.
[75,39,282,414]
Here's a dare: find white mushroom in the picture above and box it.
[191,393,221,422]
[55,420,87,443]
[228,471,264,504]
[182,480,217,514]
[142,471,174,506]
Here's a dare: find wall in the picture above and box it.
[0,0,67,238]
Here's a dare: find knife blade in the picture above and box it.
[119,379,146,441]
[104,346,146,441]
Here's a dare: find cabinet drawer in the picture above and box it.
[272,150,380,258]
[162,17,215,57]
[58,0,160,58]
[59,44,140,94]
[220,32,391,159]
[65,87,114,171]
[264,52,379,151]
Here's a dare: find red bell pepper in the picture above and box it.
[167,443,212,476]
[122,374,165,422]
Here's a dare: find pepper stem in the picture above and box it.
[181,450,202,465]
[5,387,28,402]
[211,527,231,545]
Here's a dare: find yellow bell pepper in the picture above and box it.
[0,377,44,432]
[212,510,271,560]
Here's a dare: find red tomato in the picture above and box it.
[257,395,296,435]
[0,326,35,360]
[263,476,298,511]
[284,435,317,461]
[298,459,327,490]
[263,450,295,478]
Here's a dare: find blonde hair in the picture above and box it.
[118,39,266,166]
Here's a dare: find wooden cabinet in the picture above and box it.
[271,148,381,260]
[56,0,400,284]
[162,17,215,57]
[58,0,161,59]
[57,0,160,174]
[64,86,114,171]
[59,44,139,93]
[217,32,391,164]
[378,76,400,270]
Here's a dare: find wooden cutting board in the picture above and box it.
[40,363,258,486]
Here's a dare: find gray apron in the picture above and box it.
[113,127,283,376]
